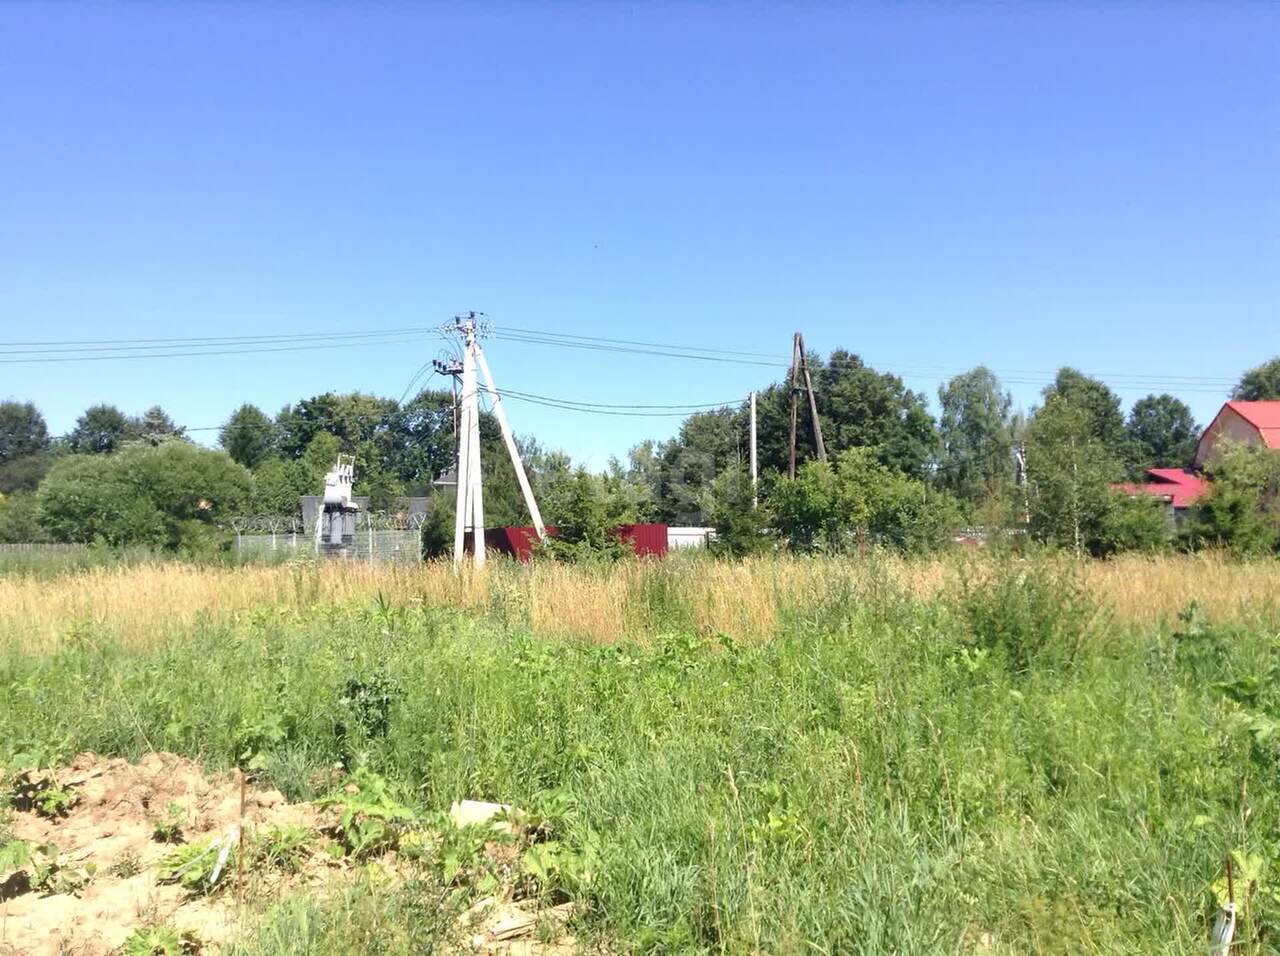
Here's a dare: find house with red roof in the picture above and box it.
[1114,401,1280,526]
[1194,400,1280,468]
[1114,468,1210,523]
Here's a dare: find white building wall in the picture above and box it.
[667,526,716,549]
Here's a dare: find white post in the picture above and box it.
[749,391,758,509]
[467,336,486,566]
[368,517,374,566]
[452,341,474,565]
[474,343,547,540]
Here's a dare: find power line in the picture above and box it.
[489,391,737,418]
[0,334,436,364]
[0,325,439,351]
[491,329,1238,393]
[0,319,1242,391]
[494,386,745,411]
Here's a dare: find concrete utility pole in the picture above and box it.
[474,346,547,539]
[452,318,485,566]
[749,391,758,509]
[446,313,547,566]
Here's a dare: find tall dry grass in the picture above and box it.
[1,552,1277,653]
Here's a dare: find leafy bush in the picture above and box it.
[419,491,454,559]
[541,469,634,562]
[701,461,772,557]
[156,835,239,896]
[318,768,416,858]
[1090,491,1170,556]
[37,442,252,551]
[770,448,959,553]
[0,491,50,543]
[1182,442,1280,555]
[121,925,202,955]
[957,561,1101,673]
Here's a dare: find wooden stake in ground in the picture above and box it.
[236,769,246,908]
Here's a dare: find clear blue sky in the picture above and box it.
[2,2,1276,467]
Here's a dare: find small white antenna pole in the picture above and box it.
[749,391,758,509]
[474,343,547,540]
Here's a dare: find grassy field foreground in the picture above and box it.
[2,556,1279,953]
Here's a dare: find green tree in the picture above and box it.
[751,350,937,480]
[1181,442,1280,555]
[1126,394,1198,472]
[419,490,455,559]
[276,389,460,494]
[302,432,342,477]
[702,460,771,556]
[386,389,457,490]
[542,468,637,561]
[67,404,138,454]
[38,443,252,550]
[650,408,743,525]
[0,492,48,543]
[137,405,186,444]
[0,452,56,495]
[1232,356,1280,401]
[249,457,319,516]
[770,448,959,554]
[1024,396,1123,555]
[1042,368,1129,461]
[0,401,50,464]
[937,367,1014,503]
[220,404,277,468]
[275,392,398,460]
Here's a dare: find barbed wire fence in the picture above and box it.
[230,512,426,563]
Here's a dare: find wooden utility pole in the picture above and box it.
[787,332,826,478]
[788,337,800,478]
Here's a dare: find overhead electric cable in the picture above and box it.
[0,325,438,350]
[0,335,434,364]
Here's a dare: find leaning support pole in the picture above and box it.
[797,333,827,463]
[474,344,548,541]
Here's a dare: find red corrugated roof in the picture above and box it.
[1113,468,1208,509]
[1226,401,1280,449]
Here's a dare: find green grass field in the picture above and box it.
[2,558,1278,953]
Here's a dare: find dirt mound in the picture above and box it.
[1,752,326,955]
[1,754,580,956]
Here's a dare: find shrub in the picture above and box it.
[0,492,48,544]
[36,443,252,551]
[1182,442,1280,555]
[770,448,960,554]
[1090,492,1170,556]
[541,469,633,562]
[702,461,772,557]
[957,561,1101,673]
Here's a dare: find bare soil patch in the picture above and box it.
[1,754,580,955]
[1,752,328,955]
